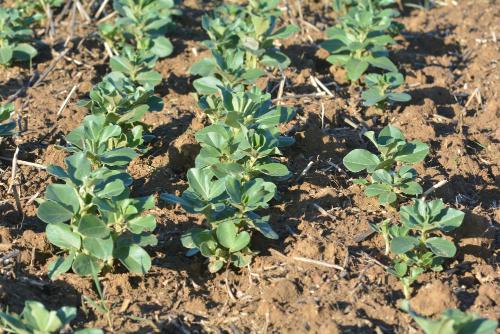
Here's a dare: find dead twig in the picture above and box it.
[8,148,23,214]
[421,179,448,199]
[0,156,46,170]
[295,160,314,182]
[313,203,336,221]
[57,84,79,117]
[270,248,345,270]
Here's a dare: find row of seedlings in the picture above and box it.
[0,3,46,147]
[36,0,178,281]
[329,1,498,331]
[1,1,177,332]
[161,0,299,272]
[0,2,102,332]
[343,125,498,332]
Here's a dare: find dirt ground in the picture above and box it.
[0,0,498,333]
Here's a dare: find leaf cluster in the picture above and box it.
[99,0,179,58]
[0,300,102,334]
[321,6,398,81]
[14,0,64,26]
[0,8,37,66]
[322,0,410,108]
[401,301,498,334]
[162,87,295,272]
[190,0,298,94]
[37,153,157,278]
[381,199,464,297]
[362,72,411,107]
[343,125,429,205]
[0,103,16,137]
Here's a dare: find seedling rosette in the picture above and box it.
[61,114,140,168]
[99,0,179,58]
[384,199,464,298]
[162,86,295,272]
[321,6,398,81]
[0,103,17,137]
[401,300,498,334]
[36,153,157,279]
[362,72,411,107]
[162,169,278,272]
[191,0,298,94]
[0,300,102,334]
[343,125,429,205]
[109,46,162,89]
[0,8,38,66]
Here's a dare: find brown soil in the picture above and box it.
[0,0,499,333]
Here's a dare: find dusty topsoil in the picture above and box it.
[0,0,498,333]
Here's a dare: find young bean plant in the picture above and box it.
[381,199,464,298]
[78,72,162,149]
[362,72,411,107]
[61,114,140,169]
[0,103,16,137]
[401,300,498,334]
[190,0,298,94]
[0,8,38,66]
[14,0,64,25]
[321,6,398,81]
[0,300,102,334]
[109,46,162,89]
[343,125,429,205]
[332,0,396,14]
[162,87,295,272]
[99,0,179,57]
[37,152,157,279]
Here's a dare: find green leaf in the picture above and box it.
[115,244,151,274]
[208,259,224,273]
[83,237,114,260]
[343,149,380,172]
[216,220,237,249]
[400,181,423,195]
[0,47,13,65]
[23,301,64,332]
[37,200,74,224]
[396,141,429,164]
[435,208,465,232]
[152,36,173,57]
[193,76,223,95]
[345,58,369,81]
[388,92,411,102]
[254,163,290,177]
[391,236,419,254]
[99,147,139,166]
[110,55,134,74]
[47,253,75,280]
[269,24,299,39]
[190,57,216,76]
[187,168,213,200]
[372,169,392,184]
[128,215,156,233]
[95,179,125,198]
[425,237,456,258]
[12,43,37,61]
[46,223,81,250]
[72,254,102,276]
[78,215,110,238]
[136,70,162,87]
[368,56,397,72]
[230,231,250,253]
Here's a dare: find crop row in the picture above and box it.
[0,0,497,333]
